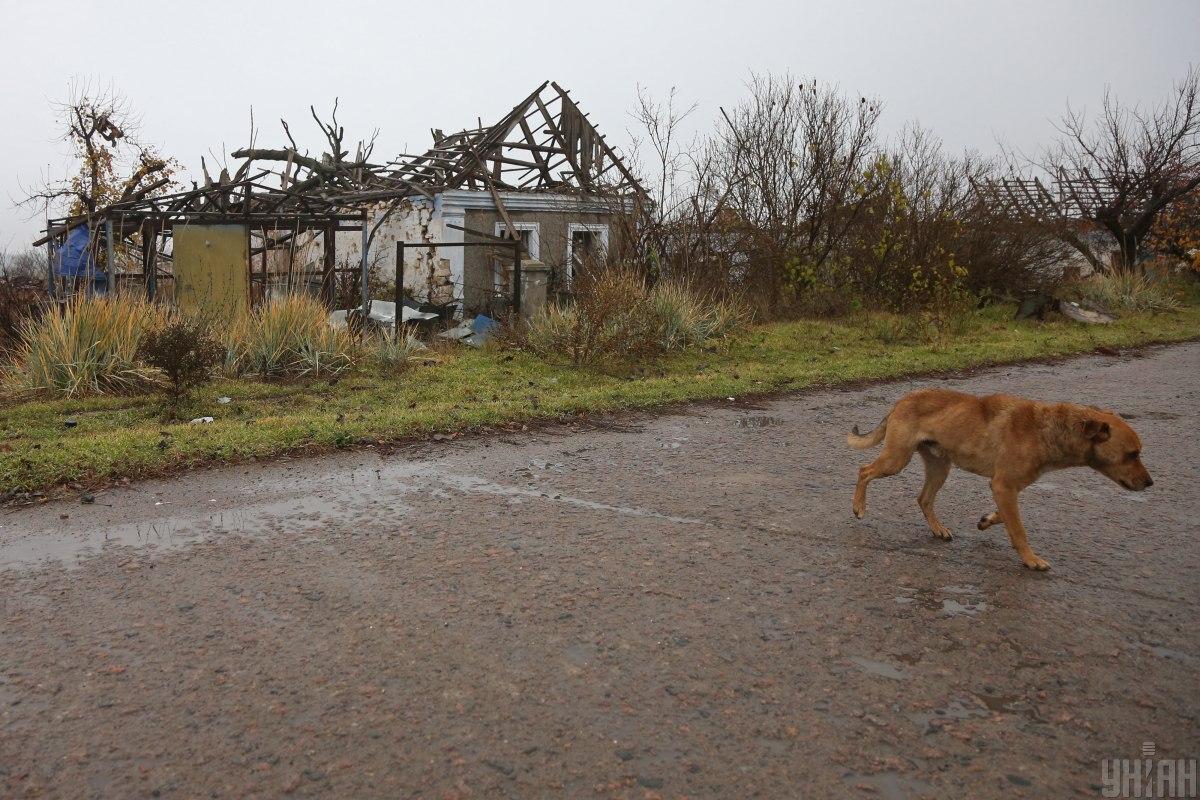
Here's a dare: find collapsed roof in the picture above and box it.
[383,81,643,196]
[36,81,645,245]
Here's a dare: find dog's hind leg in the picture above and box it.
[977,510,1003,530]
[853,443,914,519]
[990,479,1049,571]
[917,447,953,540]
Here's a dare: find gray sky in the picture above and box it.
[2,0,1195,249]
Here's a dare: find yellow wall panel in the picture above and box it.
[173,225,248,323]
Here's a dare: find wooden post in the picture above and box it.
[394,241,405,320]
[142,223,155,300]
[259,226,268,306]
[103,218,115,296]
[322,222,335,307]
[45,207,56,299]
[512,242,522,317]
[360,218,370,314]
[245,225,254,310]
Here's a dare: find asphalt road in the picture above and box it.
[1,343,1197,799]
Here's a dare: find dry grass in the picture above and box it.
[10,295,166,396]
[225,294,356,379]
[368,325,424,373]
[1072,269,1182,315]
[522,267,748,366]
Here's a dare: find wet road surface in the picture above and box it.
[1,344,1197,798]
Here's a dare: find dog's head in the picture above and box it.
[1082,412,1153,491]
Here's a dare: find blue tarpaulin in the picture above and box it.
[55,225,107,293]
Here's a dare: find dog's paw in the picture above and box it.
[1022,555,1051,571]
[977,512,1001,530]
[852,504,865,519]
[930,524,953,541]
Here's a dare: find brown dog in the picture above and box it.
[847,389,1153,570]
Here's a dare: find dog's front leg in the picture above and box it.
[990,479,1049,570]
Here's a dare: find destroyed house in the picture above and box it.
[349,81,646,315]
[34,81,645,322]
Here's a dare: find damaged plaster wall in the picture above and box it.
[334,199,457,305]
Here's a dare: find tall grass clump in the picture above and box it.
[226,294,355,379]
[650,281,746,349]
[522,267,747,366]
[369,325,424,373]
[13,295,165,396]
[1073,269,1181,315]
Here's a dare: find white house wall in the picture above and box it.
[334,190,634,310]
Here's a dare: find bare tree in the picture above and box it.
[20,80,176,218]
[713,74,883,305]
[0,248,45,279]
[1034,65,1200,271]
[623,86,747,285]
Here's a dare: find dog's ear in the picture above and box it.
[1082,418,1111,442]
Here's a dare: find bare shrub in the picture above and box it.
[525,267,662,366]
[626,76,883,315]
[627,74,1102,319]
[716,75,882,310]
[137,316,224,406]
[522,266,746,367]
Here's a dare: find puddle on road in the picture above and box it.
[972,691,1047,724]
[421,470,704,526]
[0,489,395,572]
[908,698,991,734]
[849,656,909,680]
[895,585,989,617]
[1147,645,1198,665]
[941,598,989,616]
[841,772,934,800]
[737,416,786,428]
[974,692,1021,713]
[0,460,703,572]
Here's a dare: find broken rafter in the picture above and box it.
[382,80,643,199]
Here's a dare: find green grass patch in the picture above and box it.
[2,303,1197,494]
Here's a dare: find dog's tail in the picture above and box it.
[846,415,888,449]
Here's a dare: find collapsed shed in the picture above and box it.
[34,81,646,323]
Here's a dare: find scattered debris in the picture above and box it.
[189,417,215,425]
[217,396,231,405]
[1058,300,1114,324]
[329,300,438,331]
[437,315,498,347]
[80,493,95,504]
[64,419,78,428]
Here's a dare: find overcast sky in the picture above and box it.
[2,0,1195,250]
